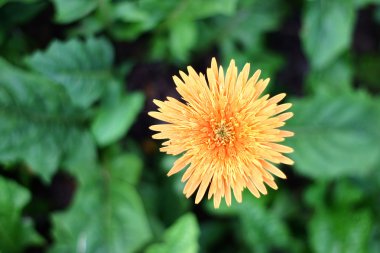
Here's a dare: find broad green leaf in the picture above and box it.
[304,182,328,209]
[50,157,152,253]
[62,130,97,183]
[26,37,114,108]
[0,176,43,252]
[145,213,199,253]
[301,0,355,69]
[52,0,97,23]
[309,209,372,253]
[91,91,145,146]
[370,223,380,253]
[354,0,380,8]
[110,0,168,41]
[169,21,197,62]
[112,0,236,55]
[113,2,150,22]
[0,1,45,26]
[237,194,294,253]
[0,0,35,8]
[205,191,301,253]
[68,16,105,37]
[111,20,158,41]
[211,0,285,78]
[218,0,286,51]
[221,50,284,84]
[287,92,380,179]
[169,0,237,21]
[105,153,143,186]
[304,180,365,210]
[0,58,95,182]
[150,35,169,61]
[333,180,364,207]
[306,57,353,94]
[192,0,237,17]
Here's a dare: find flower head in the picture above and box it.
[149,58,294,208]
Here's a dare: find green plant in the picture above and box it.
[1,0,380,252]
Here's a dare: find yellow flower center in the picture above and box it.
[213,120,235,146]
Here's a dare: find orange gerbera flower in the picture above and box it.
[149,58,294,208]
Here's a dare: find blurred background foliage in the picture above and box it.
[0,0,380,252]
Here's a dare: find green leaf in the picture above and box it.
[0,176,43,252]
[0,1,45,27]
[304,181,328,209]
[52,0,97,23]
[26,37,114,108]
[221,50,284,83]
[110,1,164,41]
[354,0,380,8]
[169,21,197,62]
[309,209,372,253]
[50,159,152,253]
[111,22,154,41]
[68,16,105,37]
[218,0,286,51]
[306,57,353,94]
[113,2,150,22]
[170,0,237,21]
[370,223,380,253]
[237,195,293,253]
[91,91,145,146]
[333,180,364,207]
[62,130,97,183]
[210,0,285,78]
[301,0,355,69]
[286,92,380,179]
[0,0,35,8]
[304,180,365,211]
[105,153,143,186]
[0,58,94,182]
[146,213,199,253]
[193,0,237,17]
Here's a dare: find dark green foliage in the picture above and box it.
[146,213,199,253]
[1,0,380,252]
[301,0,356,69]
[0,176,43,252]
[0,58,93,182]
[50,154,152,253]
[52,0,98,23]
[309,209,372,253]
[26,37,114,108]
[306,57,353,94]
[92,91,145,146]
[287,91,380,178]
